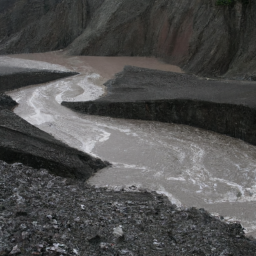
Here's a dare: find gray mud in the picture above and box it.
[62,66,256,145]
[1,160,256,256]
[7,54,256,238]
[0,58,108,179]
[0,93,17,110]
[0,108,108,180]
[0,67,78,93]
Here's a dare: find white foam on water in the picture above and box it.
[61,73,104,103]
[7,54,256,237]
[156,186,182,207]
[27,88,55,125]
[166,176,186,181]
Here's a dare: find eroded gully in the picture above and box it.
[4,51,256,237]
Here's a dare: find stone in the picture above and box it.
[9,245,20,255]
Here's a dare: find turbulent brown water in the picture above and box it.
[5,52,256,238]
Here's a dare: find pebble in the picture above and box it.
[0,160,255,256]
[9,245,20,255]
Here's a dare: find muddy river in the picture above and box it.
[4,52,256,237]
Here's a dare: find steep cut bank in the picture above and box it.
[0,93,17,110]
[0,108,107,179]
[62,66,256,146]
[0,64,108,179]
[0,66,78,92]
[0,0,255,77]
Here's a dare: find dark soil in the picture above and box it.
[62,66,256,146]
[0,108,108,180]
[0,66,78,93]
[0,65,108,180]
[0,93,17,110]
[0,160,256,256]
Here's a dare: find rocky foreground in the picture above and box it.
[1,160,256,256]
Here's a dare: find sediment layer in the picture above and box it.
[62,66,256,145]
[0,66,108,179]
[0,66,78,93]
[0,107,108,180]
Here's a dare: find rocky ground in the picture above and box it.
[0,160,256,256]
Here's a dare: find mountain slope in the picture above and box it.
[0,0,255,77]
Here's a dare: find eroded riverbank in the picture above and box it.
[5,52,256,238]
[2,160,256,255]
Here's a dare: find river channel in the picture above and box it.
[4,51,256,237]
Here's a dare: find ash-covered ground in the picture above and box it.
[1,161,256,256]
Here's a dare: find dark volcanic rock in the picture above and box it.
[0,108,108,179]
[62,66,256,145]
[0,0,256,77]
[0,160,256,255]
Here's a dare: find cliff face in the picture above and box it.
[0,0,255,77]
[0,0,88,53]
[66,0,256,78]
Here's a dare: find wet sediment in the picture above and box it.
[0,108,108,179]
[63,99,256,146]
[0,66,108,179]
[0,93,17,110]
[62,66,256,145]
[0,66,78,93]
[2,56,256,253]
